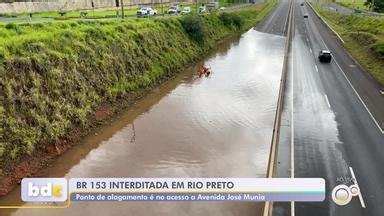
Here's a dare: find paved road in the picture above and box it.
[324,2,353,15]
[274,0,384,215]
[322,2,384,17]
[259,0,292,215]
[256,0,290,36]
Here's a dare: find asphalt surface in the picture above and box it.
[322,2,384,17]
[273,0,384,215]
[256,0,290,36]
[255,1,291,214]
[324,2,353,15]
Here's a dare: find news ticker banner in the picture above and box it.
[21,178,325,203]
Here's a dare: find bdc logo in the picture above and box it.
[28,182,63,198]
[21,178,68,202]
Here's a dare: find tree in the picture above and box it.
[365,0,384,13]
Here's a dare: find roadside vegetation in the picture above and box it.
[334,0,384,12]
[335,0,369,11]
[364,0,384,12]
[315,5,384,85]
[0,2,276,181]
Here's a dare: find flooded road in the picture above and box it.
[2,29,285,216]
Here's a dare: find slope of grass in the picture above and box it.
[315,5,384,85]
[336,0,368,10]
[0,2,276,175]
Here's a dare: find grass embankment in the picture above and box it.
[336,0,368,10]
[0,2,276,188]
[315,5,384,85]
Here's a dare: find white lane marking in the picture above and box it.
[332,59,384,134]
[324,94,331,108]
[291,38,295,216]
[349,167,367,208]
[308,2,345,44]
[314,64,319,72]
[291,43,295,177]
[313,20,384,134]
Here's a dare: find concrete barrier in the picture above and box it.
[263,0,294,214]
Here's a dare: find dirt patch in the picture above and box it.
[95,105,112,121]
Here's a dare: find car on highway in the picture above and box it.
[181,7,191,14]
[137,7,157,17]
[300,2,304,6]
[168,5,181,14]
[318,50,332,63]
[303,13,309,18]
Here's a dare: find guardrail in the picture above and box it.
[262,0,294,214]
[306,1,345,44]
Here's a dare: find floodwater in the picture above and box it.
[1,29,285,216]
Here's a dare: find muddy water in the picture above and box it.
[2,29,285,216]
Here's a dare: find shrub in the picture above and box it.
[372,42,384,57]
[180,14,205,42]
[5,23,19,31]
[349,31,378,46]
[219,12,244,29]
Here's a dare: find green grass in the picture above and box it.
[0,3,198,23]
[0,1,249,24]
[0,2,275,174]
[335,0,368,10]
[314,4,384,85]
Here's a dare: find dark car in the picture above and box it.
[300,2,304,6]
[318,50,332,63]
[303,14,309,18]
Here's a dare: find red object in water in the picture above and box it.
[198,65,211,77]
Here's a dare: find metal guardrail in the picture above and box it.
[262,0,294,214]
[307,1,345,43]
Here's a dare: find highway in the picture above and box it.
[274,0,384,215]
[256,0,290,36]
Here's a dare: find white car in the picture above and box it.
[168,5,181,14]
[137,7,157,17]
[147,7,158,16]
[181,7,191,14]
